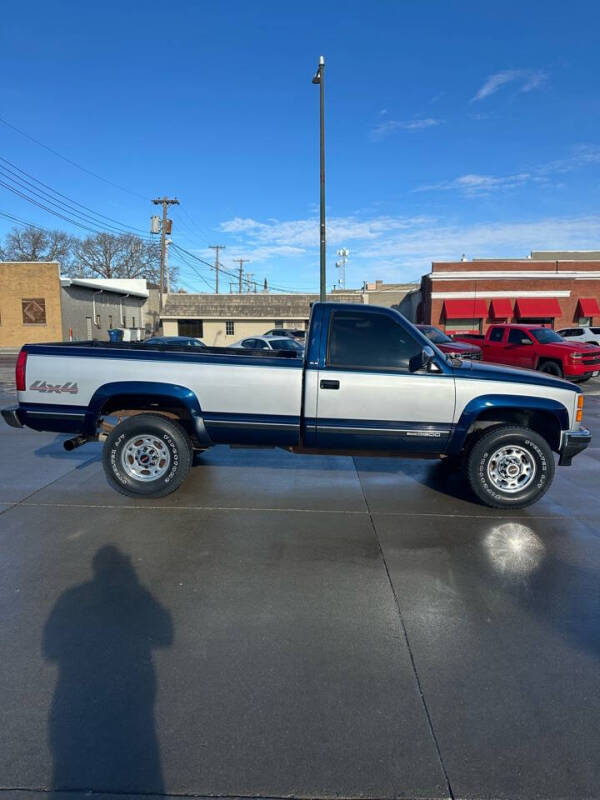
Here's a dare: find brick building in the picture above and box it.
[419,253,600,334]
[0,263,149,347]
[0,262,63,347]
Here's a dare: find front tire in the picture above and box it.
[466,426,555,509]
[103,414,192,498]
[538,360,563,378]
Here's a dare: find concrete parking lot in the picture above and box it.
[1,354,599,800]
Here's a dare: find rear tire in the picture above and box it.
[538,360,563,378]
[103,413,192,498]
[466,425,555,509]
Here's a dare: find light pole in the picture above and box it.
[312,55,326,302]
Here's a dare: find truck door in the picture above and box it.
[506,328,536,368]
[312,308,456,453]
[485,326,507,362]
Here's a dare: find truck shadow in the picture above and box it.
[35,435,102,467]
[356,456,478,504]
[194,446,358,471]
[42,545,173,793]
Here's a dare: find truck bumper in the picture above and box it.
[558,426,591,466]
[1,405,23,428]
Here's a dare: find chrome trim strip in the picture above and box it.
[318,426,448,437]
[27,410,86,418]
[208,420,298,429]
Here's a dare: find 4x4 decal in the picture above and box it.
[29,380,79,394]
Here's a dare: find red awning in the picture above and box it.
[490,298,513,319]
[443,299,488,318]
[515,298,562,318]
[577,297,600,317]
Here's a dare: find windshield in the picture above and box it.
[270,338,303,351]
[419,325,452,344]
[531,328,564,344]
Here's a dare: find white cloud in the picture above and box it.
[471,69,548,102]
[416,171,536,195]
[370,117,440,141]
[216,211,600,284]
[415,144,600,196]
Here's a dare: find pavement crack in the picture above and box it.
[0,789,449,800]
[353,458,455,800]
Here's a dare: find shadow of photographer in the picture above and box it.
[43,545,173,793]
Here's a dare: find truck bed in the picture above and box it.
[23,339,301,360]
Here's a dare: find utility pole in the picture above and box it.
[246,273,254,292]
[165,239,172,293]
[152,195,179,313]
[312,55,326,302]
[209,245,226,294]
[234,257,249,293]
[152,197,179,314]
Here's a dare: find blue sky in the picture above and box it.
[2,0,600,291]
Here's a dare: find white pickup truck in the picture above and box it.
[2,303,590,509]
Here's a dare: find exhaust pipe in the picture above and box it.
[64,435,90,452]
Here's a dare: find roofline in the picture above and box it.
[60,277,149,298]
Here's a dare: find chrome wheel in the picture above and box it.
[486,444,536,493]
[121,434,171,481]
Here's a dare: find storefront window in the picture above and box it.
[578,316,592,326]
[444,318,482,333]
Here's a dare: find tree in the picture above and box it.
[2,225,76,270]
[4,226,50,261]
[75,232,176,286]
[46,230,76,272]
[0,226,176,287]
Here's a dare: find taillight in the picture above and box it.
[576,395,584,423]
[15,349,27,392]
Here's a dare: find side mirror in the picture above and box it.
[410,345,436,372]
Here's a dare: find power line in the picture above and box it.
[170,242,306,294]
[0,165,133,236]
[0,115,149,200]
[0,156,148,234]
[0,178,108,235]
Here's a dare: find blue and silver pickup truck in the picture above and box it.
[2,302,591,508]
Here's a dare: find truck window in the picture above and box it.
[489,327,504,342]
[508,329,532,345]
[327,311,421,371]
[531,328,564,344]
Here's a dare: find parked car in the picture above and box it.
[556,325,600,345]
[417,324,482,360]
[263,328,306,340]
[231,335,304,352]
[3,303,590,509]
[144,336,206,348]
[453,323,600,381]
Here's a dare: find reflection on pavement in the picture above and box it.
[483,523,546,577]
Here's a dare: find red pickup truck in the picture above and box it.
[453,323,600,381]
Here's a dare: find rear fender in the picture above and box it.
[87,381,211,446]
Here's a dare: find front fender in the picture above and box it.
[448,394,570,454]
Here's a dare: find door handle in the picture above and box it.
[320,379,340,390]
